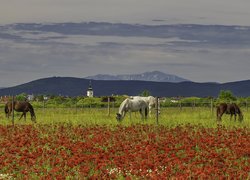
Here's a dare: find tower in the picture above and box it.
[87,80,94,97]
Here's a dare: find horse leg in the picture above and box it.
[7,109,12,119]
[139,109,144,120]
[148,106,151,117]
[19,112,25,120]
[6,111,9,119]
[134,112,138,118]
[5,110,8,118]
[217,112,223,121]
[218,115,222,121]
[145,107,148,120]
[24,113,26,121]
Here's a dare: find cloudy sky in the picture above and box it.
[0,0,250,87]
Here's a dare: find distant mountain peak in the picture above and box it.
[85,71,190,83]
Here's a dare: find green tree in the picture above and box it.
[15,93,27,101]
[218,90,236,101]
[140,90,151,97]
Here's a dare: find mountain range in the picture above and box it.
[85,71,189,83]
[0,76,249,97]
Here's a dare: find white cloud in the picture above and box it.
[0,22,250,86]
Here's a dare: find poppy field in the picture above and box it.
[0,123,249,179]
[0,107,249,179]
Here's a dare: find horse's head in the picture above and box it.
[239,113,244,122]
[116,113,122,121]
[31,115,36,123]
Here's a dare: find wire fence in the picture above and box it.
[1,97,250,126]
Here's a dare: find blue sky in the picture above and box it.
[0,0,250,87]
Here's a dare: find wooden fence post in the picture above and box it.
[156,97,159,125]
[179,102,182,111]
[192,101,195,110]
[43,100,46,116]
[107,97,110,116]
[12,95,14,126]
[211,99,214,115]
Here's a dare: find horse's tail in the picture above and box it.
[237,106,244,121]
[28,103,36,122]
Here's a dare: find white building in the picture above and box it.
[87,81,94,97]
[27,94,34,101]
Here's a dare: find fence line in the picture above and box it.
[1,99,249,125]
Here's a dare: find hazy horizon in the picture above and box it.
[1,0,250,26]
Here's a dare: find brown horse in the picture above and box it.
[5,101,36,122]
[216,103,243,122]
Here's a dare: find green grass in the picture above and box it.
[1,107,249,128]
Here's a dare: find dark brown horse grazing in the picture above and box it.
[217,103,243,122]
[5,101,36,122]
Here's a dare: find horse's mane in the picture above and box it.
[119,98,129,112]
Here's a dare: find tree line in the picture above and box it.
[1,90,250,108]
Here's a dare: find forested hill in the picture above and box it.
[0,77,250,97]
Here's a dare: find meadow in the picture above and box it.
[0,106,249,179]
[1,106,250,127]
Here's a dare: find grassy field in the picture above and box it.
[1,106,249,128]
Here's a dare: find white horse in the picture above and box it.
[116,98,149,121]
[130,96,160,115]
